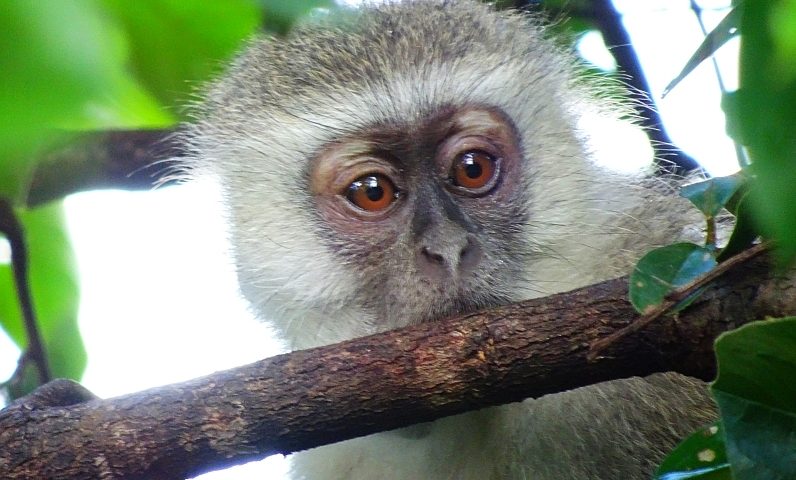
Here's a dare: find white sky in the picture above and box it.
[0,2,737,479]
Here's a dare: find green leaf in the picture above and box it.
[0,203,85,389]
[100,0,263,109]
[663,7,741,97]
[0,0,171,202]
[769,1,796,85]
[729,3,796,265]
[680,175,744,219]
[261,0,337,35]
[0,0,108,198]
[629,243,717,314]
[655,422,731,480]
[717,193,759,262]
[711,318,796,480]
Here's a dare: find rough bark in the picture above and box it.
[0,254,794,480]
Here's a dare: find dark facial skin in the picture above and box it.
[310,106,530,325]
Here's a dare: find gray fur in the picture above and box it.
[182,1,716,478]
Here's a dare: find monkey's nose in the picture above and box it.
[420,246,446,265]
[417,236,482,281]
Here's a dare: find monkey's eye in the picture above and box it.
[345,174,398,212]
[450,150,499,192]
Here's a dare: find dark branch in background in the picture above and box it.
[0,199,50,384]
[579,0,701,174]
[25,129,182,207]
[1,254,794,480]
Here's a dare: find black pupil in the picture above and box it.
[463,157,482,179]
[364,176,384,201]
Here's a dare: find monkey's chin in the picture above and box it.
[409,292,508,326]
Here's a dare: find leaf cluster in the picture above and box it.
[0,0,331,398]
[634,5,796,478]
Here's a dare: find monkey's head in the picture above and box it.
[186,1,631,348]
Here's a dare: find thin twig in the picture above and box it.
[588,241,769,361]
[0,199,51,383]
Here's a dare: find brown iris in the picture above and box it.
[345,174,397,212]
[451,150,498,191]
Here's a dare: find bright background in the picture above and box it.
[0,1,738,478]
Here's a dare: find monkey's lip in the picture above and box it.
[417,292,488,324]
[387,273,502,325]
[417,277,451,292]
[415,280,467,306]
[416,302,482,325]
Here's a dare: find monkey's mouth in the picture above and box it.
[372,284,479,328]
[370,252,519,329]
[415,286,508,326]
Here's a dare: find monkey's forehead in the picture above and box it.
[201,1,578,120]
[189,1,603,162]
[185,0,629,191]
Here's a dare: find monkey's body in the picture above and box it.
[184,1,716,478]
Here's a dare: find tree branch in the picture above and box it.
[1,254,794,480]
[0,198,50,385]
[25,129,181,207]
[589,241,770,359]
[588,0,701,174]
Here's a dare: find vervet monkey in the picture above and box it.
[183,1,716,478]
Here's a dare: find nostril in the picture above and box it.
[458,238,482,272]
[421,246,446,265]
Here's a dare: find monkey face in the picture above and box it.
[310,106,531,327]
[188,0,611,348]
